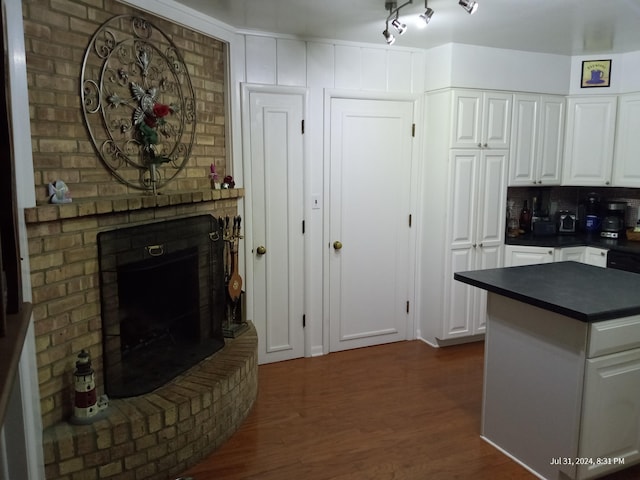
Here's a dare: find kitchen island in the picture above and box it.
[455,262,640,480]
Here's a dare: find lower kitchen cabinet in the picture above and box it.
[579,347,640,479]
[556,246,586,263]
[585,247,608,267]
[504,245,554,266]
[505,245,608,267]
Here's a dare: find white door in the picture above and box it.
[247,89,305,364]
[328,98,413,352]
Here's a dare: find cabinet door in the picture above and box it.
[537,95,564,185]
[451,90,482,148]
[483,92,512,149]
[584,247,608,267]
[555,246,586,263]
[473,244,502,334]
[613,93,640,188]
[444,248,475,338]
[504,245,554,266]
[578,348,640,480]
[509,94,538,186]
[477,151,508,248]
[562,96,617,186]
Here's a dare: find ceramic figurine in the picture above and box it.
[48,179,72,204]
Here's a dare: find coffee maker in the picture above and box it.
[600,201,627,239]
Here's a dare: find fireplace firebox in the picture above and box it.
[98,215,225,398]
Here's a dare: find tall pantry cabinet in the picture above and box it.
[419,89,511,344]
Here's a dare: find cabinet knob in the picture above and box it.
[256,245,267,255]
[601,251,606,256]
[548,250,553,255]
[483,143,488,148]
[605,181,610,185]
[477,143,482,148]
[473,243,477,248]
[333,241,343,250]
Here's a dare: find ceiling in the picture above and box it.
[174,0,640,56]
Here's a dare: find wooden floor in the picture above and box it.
[180,340,640,480]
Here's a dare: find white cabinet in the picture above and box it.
[444,150,507,339]
[506,245,608,267]
[420,89,510,344]
[562,96,617,186]
[584,247,608,267]
[504,245,554,267]
[556,246,586,263]
[451,90,512,149]
[578,317,640,479]
[613,93,640,188]
[509,94,564,186]
[579,348,640,479]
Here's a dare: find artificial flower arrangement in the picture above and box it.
[130,83,176,165]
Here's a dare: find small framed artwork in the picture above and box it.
[581,59,612,88]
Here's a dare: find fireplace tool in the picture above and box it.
[223,215,248,338]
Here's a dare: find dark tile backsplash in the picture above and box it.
[507,186,640,228]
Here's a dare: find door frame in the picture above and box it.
[240,83,310,358]
[322,89,423,354]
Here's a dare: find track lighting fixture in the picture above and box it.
[382,0,477,45]
[391,14,407,35]
[419,4,434,25]
[459,0,479,14]
[383,23,396,45]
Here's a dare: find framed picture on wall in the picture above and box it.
[581,59,612,88]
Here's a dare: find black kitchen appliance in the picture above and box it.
[556,210,576,234]
[580,192,601,233]
[600,201,627,239]
[607,250,640,274]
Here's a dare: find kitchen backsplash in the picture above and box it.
[507,186,640,228]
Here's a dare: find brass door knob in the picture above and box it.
[256,245,267,255]
[333,241,343,250]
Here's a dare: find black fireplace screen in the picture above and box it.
[98,215,225,398]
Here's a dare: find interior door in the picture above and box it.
[247,89,304,364]
[328,97,413,352]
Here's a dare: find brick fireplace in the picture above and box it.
[21,1,259,477]
[26,191,259,479]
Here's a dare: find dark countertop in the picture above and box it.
[506,232,640,255]
[454,262,640,322]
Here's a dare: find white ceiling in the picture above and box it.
[174,0,640,56]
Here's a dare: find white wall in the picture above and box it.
[430,43,571,94]
[242,34,427,356]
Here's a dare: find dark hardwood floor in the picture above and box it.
[180,340,640,480]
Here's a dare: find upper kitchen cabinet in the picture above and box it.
[508,94,565,186]
[562,96,617,186]
[451,90,512,149]
[613,93,640,188]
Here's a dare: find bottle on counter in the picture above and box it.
[519,200,532,233]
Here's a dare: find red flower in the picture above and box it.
[153,103,171,118]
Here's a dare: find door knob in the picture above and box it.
[333,241,343,250]
[256,245,266,255]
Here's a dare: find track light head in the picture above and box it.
[419,7,434,25]
[383,27,396,45]
[459,0,478,14]
[391,16,407,35]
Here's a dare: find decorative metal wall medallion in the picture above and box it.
[81,15,196,193]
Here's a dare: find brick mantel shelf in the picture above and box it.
[24,188,244,224]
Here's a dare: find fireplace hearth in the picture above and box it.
[98,215,226,398]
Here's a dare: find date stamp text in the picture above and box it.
[550,457,625,466]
